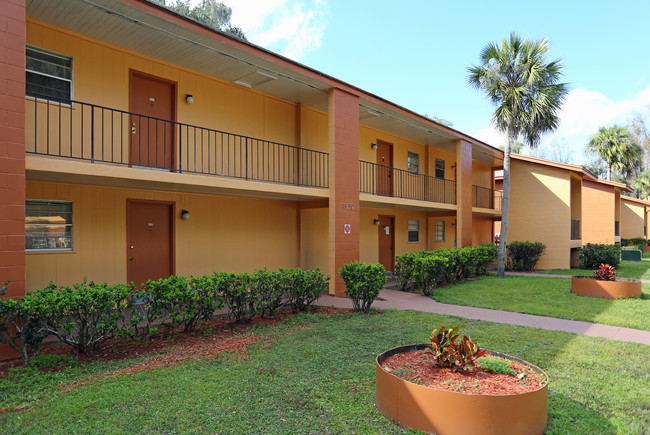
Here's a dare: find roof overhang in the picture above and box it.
[27,0,503,166]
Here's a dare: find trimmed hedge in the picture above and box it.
[0,267,329,365]
[395,244,497,296]
[578,243,622,269]
[505,241,546,272]
[339,262,387,312]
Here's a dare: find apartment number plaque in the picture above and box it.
[341,203,354,210]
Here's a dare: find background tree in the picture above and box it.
[586,125,642,181]
[152,0,247,40]
[632,170,650,200]
[468,33,568,277]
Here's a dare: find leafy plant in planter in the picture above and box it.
[339,261,386,312]
[425,326,487,372]
[594,263,616,281]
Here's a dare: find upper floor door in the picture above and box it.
[376,140,393,196]
[129,71,176,170]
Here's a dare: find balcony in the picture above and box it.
[359,161,456,204]
[472,185,503,211]
[571,219,581,240]
[25,96,329,189]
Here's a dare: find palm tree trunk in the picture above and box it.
[497,128,514,278]
[607,164,612,181]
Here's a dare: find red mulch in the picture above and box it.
[0,306,351,377]
[381,350,546,396]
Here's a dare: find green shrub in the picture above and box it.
[478,356,516,376]
[621,237,646,247]
[578,243,621,269]
[412,255,450,296]
[506,241,546,271]
[472,244,498,276]
[281,268,328,313]
[222,273,255,323]
[394,252,419,290]
[425,326,486,372]
[135,275,193,333]
[339,262,386,313]
[29,280,132,353]
[250,268,283,318]
[0,282,49,366]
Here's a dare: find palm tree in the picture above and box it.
[586,126,642,181]
[468,33,568,277]
[633,170,650,200]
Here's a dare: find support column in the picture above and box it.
[456,139,473,248]
[0,0,26,299]
[328,88,360,296]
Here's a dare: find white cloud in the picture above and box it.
[222,0,329,60]
[473,85,650,165]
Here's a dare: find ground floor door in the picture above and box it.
[378,214,395,272]
[127,200,174,288]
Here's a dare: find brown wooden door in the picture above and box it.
[127,200,174,289]
[376,141,393,196]
[378,215,395,272]
[130,72,175,169]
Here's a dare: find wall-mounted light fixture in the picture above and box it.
[185,94,194,104]
[373,219,381,226]
[371,143,378,150]
[181,209,191,220]
[451,220,456,227]
[451,164,456,169]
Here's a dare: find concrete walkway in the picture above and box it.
[315,288,650,346]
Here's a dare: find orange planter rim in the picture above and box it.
[376,344,548,395]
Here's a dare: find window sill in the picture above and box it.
[26,250,76,255]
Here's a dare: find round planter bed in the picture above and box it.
[571,276,641,299]
[375,344,548,435]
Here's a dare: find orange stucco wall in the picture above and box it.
[0,0,26,299]
[25,181,301,291]
[582,180,615,245]
[621,198,646,239]
[472,216,493,246]
[507,159,572,269]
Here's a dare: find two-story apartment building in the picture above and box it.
[494,154,636,269]
[0,0,503,299]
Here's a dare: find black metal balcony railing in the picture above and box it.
[615,221,620,237]
[472,185,503,211]
[571,219,581,240]
[25,96,329,188]
[359,161,456,204]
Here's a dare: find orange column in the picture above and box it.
[328,88,360,296]
[456,139,472,247]
[0,0,26,299]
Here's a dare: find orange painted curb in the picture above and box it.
[571,277,641,299]
[376,345,548,435]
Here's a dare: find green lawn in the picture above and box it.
[1,310,648,434]
[434,276,649,331]
[539,253,650,280]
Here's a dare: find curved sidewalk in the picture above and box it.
[315,289,650,346]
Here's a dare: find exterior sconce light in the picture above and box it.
[181,209,191,220]
[185,94,194,104]
[374,219,381,226]
[371,143,378,150]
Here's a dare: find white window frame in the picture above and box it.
[408,219,420,243]
[26,45,73,102]
[25,199,73,252]
[435,220,445,242]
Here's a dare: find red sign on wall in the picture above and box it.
[344,224,351,234]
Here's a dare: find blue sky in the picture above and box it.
[217,0,650,165]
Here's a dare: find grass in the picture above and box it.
[434,276,650,331]
[1,310,648,434]
[540,252,650,280]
